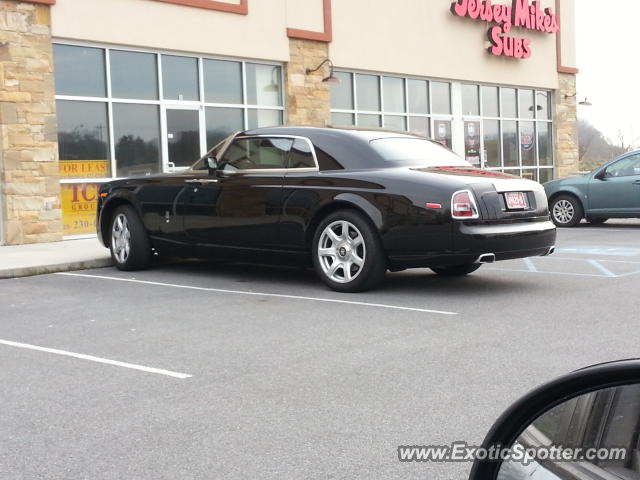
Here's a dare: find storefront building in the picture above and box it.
[0,0,578,245]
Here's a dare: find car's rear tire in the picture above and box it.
[431,263,481,276]
[550,195,583,227]
[109,205,152,271]
[312,210,386,293]
[587,217,608,225]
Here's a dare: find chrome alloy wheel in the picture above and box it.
[318,220,366,284]
[552,199,575,224]
[111,213,131,264]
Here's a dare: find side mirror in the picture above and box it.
[207,156,219,176]
[468,360,640,480]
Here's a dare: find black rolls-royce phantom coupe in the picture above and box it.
[97,127,556,292]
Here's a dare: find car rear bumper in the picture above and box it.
[388,220,556,269]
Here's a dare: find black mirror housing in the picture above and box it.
[468,359,640,480]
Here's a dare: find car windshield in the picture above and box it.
[370,137,471,167]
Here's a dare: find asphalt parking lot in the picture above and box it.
[1,221,639,480]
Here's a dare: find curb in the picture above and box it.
[0,257,113,279]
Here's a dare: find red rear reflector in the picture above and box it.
[100,193,108,197]
[451,190,479,219]
[426,203,442,209]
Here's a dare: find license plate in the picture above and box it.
[505,192,527,210]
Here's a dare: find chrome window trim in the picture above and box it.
[216,134,320,174]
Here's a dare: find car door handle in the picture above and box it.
[185,178,219,185]
[633,180,640,185]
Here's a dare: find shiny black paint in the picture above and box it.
[97,127,556,269]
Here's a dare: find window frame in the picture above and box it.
[214,134,320,174]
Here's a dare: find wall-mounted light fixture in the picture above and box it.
[306,59,340,84]
[564,92,592,106]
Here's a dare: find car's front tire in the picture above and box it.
[550,195,583,227]
[431,264,481,276]
[312,210,386,293]
[109,205,152,271]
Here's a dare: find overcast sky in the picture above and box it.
[576,2,639,145]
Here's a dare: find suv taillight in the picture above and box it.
[451,190,479,219]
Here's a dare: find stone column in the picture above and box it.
[554,73,579,179]
[285,38,331,127]
[0,0,61,245]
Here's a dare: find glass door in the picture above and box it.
[162,106,204,171]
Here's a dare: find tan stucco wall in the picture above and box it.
[51,0,291,61]
[559,0,577,69]
[329,0,568,89]
[286,0,324,33]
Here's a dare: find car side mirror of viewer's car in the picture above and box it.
[468,359,640,480]
[207,156,219,176]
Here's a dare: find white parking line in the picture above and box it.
[588,260,617,278]
[0,339,192,379]
[55,272,458,316]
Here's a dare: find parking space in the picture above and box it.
[1,221,639,479]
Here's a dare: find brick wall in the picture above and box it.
[0,0,61,245]
[285,38,331,127]
[554,73,580,179]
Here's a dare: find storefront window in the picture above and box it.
[520,122,537,167]
[538,122,552,166]
[501,88,518,118]
[57,100,110,179]
[431,82,451,114]
[464,121,481,166]
[110,50,158,100]
[433,120,452,148]
[330,72,354,110]
[247,109,282,129]
[519,89,535,119]
[409,117,429,137]
[206,107,243,148]
[53,45,106,97]
[503,120,519,167]
[462,84,479,116]
[356,74,381,111]
[203,59,243,104]
[482,86,499,118]
[246,64,282,107]
[536,91,551,120]
[384,115,406,131]
[162,55,199,101]
[358,114,381,128]
[113,103,161,177]
[331,112,354,126]
[408,79,429,114]
[53,43,284,237]
[383,76,405,113]
[483,120,501,168]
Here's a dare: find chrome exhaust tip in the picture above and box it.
[544,246,555,256]
[476,253,496,264]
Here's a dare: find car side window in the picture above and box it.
[288,139,316,169]
[605,154,640,178]
[220,137,293,172]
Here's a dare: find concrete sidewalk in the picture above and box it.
[0,238,112,279]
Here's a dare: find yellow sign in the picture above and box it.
[61,183,101,236]
[60,160,110,179]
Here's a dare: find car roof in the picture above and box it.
[239,126,424,170]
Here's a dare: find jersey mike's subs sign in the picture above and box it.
[450,0,560,59]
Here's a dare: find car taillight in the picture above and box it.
[451,190,479,219]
